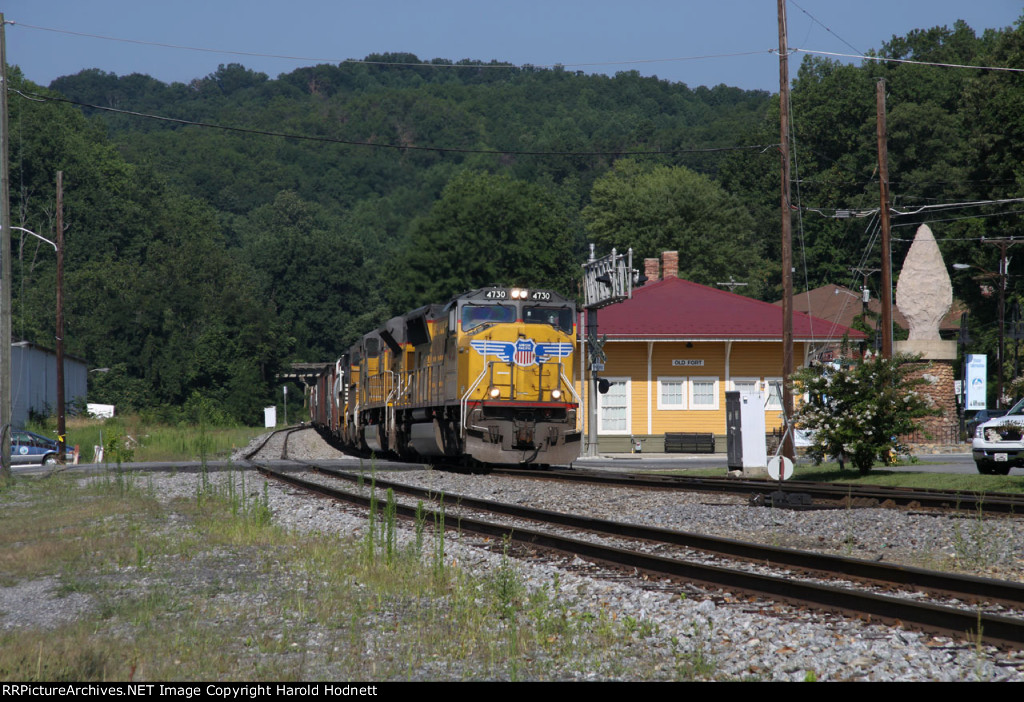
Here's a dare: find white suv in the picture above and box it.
[971,399,1024,475]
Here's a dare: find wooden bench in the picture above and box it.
[664,432,716,454]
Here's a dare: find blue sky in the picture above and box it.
[4,1,1023,92]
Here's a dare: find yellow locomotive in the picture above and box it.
[313,286,581,465]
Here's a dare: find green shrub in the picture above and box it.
[793,354,940,474]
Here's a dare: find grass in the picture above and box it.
[0,467,710,681]
[950,494,1012,571]
[26,415,269,464]
[671,461,1024,494]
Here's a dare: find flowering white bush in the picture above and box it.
[792,355,939,473]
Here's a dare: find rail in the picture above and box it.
[259,463,1024,650]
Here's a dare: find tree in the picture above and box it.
[792,356,940,473]
[582,160,767,296]
[238,191,384,360]
[394,171,580,308]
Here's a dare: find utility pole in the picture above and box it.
[958,311,970,438]
[876,80,893,359]
[983,238,1016,408]
[0,14,11,480]
[1013,302,1022,380]
[777,0,794,461]
[715,276,748,292]
[56,172,66,463]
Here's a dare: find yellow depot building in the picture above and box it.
[582,252,864,453]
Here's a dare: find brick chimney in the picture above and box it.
[662,251,679,279]
[644,257,660,282]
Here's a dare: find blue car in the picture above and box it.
[11,430,73,465]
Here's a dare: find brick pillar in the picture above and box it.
[662,251,679,279]
[901,360,958,445]
[644,258,660,282]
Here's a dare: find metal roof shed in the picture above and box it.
[10,341,88,429]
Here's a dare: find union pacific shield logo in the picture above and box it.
[470,339,573,367]
[514,339,536,366]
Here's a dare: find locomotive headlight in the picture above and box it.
[487,385,501,399]
[550,388,562,400]
[510,288,524,299]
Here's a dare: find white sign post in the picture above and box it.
[966,354,987,410]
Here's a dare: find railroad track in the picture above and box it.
[246,444,1024,650]
[270,427,1024,515]
[492,466,1024,515]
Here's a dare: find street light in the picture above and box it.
[11,226,56,251]
[11,224,65,463]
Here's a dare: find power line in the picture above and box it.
[786,1,864,57]
[796,174,1020,188]
[799,197,1024,219]
[20,19,1024,78]
[891,197,1024,216]
[11,88,779,158]
[792,48,1024,75]
[891,208,1024,231]
[9,21,772,74]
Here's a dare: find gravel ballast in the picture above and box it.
[247,429,1024,681]
[5,428,1022,681]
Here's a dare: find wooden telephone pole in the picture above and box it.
[56,172,66,463]
[983,237,1016,408]
[877,80,893,359]
[0,14,11,480]
[778,0,795,461]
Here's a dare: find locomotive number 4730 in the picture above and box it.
[483,288,553,302]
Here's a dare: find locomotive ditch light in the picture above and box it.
[487,385,501,399]
[550,388,562,400]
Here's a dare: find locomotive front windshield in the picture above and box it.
[460,301,574,334]
[462,304,516,332]
[524,306,574,334]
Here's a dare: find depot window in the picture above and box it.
[657,377,687,410]
[598,377,631,434]
[688,377,720,410]
[763,378,785,410]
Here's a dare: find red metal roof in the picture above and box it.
[597,277,865,341]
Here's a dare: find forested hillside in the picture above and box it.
[9,16,1024,421]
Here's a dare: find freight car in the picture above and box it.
[311,286,582,465]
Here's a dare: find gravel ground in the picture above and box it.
[249,428,1024,681]
[5,428,1022,681]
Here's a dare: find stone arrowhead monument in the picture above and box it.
[896,224,952,341]
[895,224,957,443]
